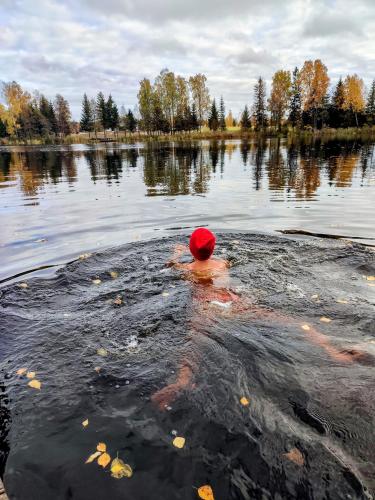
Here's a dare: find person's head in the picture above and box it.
[189,228,216,261]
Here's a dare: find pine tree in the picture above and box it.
[289,67,302,128]
[191,103,199,131]
[219,96,226,131]
[80,93,94,134]
[208,99,219,131]
[240,105,251,130]
[366,79,375,124]
[106,95,119,131]
[96,92,107,136]
[126,109,136,132]
[253,77,267,131]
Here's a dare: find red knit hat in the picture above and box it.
[189,228,216,261]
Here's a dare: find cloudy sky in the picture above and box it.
[1,0,374,118]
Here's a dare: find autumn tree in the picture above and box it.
[298,59,330,129]
[137,79,153,134]
[54,94,71,136]
[268,70,291,131]
[226,110,234,128]
[208,99,219,131]
[289,67,302,128]
[80,93,94,135]
[189,74,210,130]
[0,81,31,136]
[366,79,375,124]
[253,77,267,131]
[241,105,251,130]
[342,74,365,127]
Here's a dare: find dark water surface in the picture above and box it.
[0,139,375,499]
[0,138,374,282]
[0,234,374,499]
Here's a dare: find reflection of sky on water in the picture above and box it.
[0,138,374,280]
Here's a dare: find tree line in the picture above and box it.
[1,59,375,141]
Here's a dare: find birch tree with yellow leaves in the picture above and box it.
[342,74,365,127]
[298,60,330,130]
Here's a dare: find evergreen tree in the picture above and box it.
[208,99,219,131]
[39,95,58,135]
[80,93,94,134]
[253,77,267,131]
[106,95,119,131]
[366,79,375,124]
[289,67,302,128]
[96,91,107,135]
[0,118,8,138]
[330,77,345,128]
[219,96,226,131]
[240,105,251,130]
[190,103,199,131]
[126,109,137,132]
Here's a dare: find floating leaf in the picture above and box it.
[113,296,123,305]
[162,292,169,297]
[337,299,348,304]
[173,436,185,449]
[86,451,102,464]
[109,271,118,279]
[28,379,41,390]
[92,279,102,285]
[198,485,215,500]
[19,283,28,289]
[82,419,89,428]
[26,371,36,379]
[98,452,111,468]
[97,442,107,453]
[111,457,133,479]
[16,368,27,376]
[366,276,375,281]
[368,283,375,287]
[79,253,92,260]
[301,324,310,331]
[320,317,331,323]
[284,447,304,466]
[311,294,319,299]
[240,397,250,406]
[97,348,108,357]
[94,366,101,373]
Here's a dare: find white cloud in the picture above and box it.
[0,0,374,118]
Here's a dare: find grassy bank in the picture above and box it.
[2,126,375,146]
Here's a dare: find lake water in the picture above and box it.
[1,137,374,282]
[0,139,375,499]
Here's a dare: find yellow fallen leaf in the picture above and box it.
[19,282,28,289]
[79,253,92,260]
[368,283,375,287]
[320,317,331,323]
[82,419,89,428]
[97,348,108,357]
[173,437,185,449]
[92,279,102,285]
[16,368,27,376]
[311,294,319,299]
[85,451,102,464]
[240,397,250,406]
[366,276,375,281]
[162,292,169,297]
[284,447,304,466]
[113,296,123,305]
[110,457,133,479]
[28,379,41,390]
[98,452,111,468]
[337,299,348,304]
[97,442,107,453]
[109,271,118,279]
[26,371,36,379]
[198,485,215,500]
[301,324,310,331]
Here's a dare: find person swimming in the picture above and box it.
[152,229,366,410]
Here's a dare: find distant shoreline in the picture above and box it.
[1,126,375,146]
